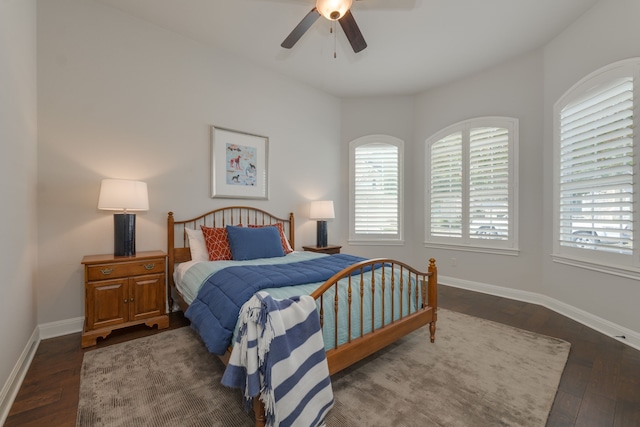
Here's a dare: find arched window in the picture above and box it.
[553,58,640,275]
[349,135,404,244]
[425,117,519,254]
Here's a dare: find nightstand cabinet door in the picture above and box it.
[86,278,128,330]
[130,274,165,322]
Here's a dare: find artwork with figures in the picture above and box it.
[226,143,257,187]
[211,126,268,199]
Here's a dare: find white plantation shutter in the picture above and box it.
[469,127,509,240]
[426,117,517,251]
[354,143,399,234]
[558,77,634,255]
[430,133,462,237]
[350,136,403,243]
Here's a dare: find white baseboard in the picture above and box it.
[0,317,83,424]
[441,275,640,352]
[38,316,83,340]
[0,328,40,426]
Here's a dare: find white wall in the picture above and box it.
[340,95,416,261]
[412,50,545,293]
[541,0,640,333]
[36,0,341,325]
[0,0,38,420]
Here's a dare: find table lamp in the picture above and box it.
[98,179,149,256]
[309,200,335,248]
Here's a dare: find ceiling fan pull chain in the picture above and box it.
[333,21,337,58]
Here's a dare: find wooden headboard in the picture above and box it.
[167,206,294,310]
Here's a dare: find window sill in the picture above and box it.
[423,241,519,256]
[348,240,405,246]
[551,253,640,280]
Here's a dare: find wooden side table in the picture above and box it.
[302,244,342,255]
[81,250,169,347]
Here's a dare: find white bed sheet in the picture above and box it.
[173,251,327,305]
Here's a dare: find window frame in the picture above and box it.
[349,134,404,245]
[424,117,519,255]
[552,58,640,278]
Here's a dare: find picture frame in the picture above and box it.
[211,126,269,199]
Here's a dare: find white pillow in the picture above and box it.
[185,228,208,262]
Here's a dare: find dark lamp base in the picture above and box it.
[316,220,328,248]
[114,213,136,256]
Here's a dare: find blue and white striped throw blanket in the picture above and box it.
[221,291,334,427]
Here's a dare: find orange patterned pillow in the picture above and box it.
[200,225,232,261]
[248,223,293,254]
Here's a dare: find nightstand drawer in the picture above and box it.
[302,245,342,255]
[86,258,165,281]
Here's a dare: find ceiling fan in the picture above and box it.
[281,0,367,53]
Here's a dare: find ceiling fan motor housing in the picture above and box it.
[316,0,353,21]
[281,0,366,53]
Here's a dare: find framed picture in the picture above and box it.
[211,126,269,199]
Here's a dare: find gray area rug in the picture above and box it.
[76,309,570,426]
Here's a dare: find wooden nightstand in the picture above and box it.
[81,250,169,348]
[302,245,342,255]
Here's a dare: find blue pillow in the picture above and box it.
[226,225,286,261]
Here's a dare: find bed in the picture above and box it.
[167,206,438,426]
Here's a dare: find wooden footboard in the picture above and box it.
[311,257,437,375]
[250,257,437,426]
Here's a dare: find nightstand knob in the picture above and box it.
[124,298,128,303]
[100,268,114,275]
[130,297,134,302]
[143,263,155,270]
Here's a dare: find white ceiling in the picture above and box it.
[94,0,599,98]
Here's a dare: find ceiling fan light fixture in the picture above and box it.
[316,0,352,21]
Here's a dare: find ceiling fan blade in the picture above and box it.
[281,8,321,49]
[339,9,367,53]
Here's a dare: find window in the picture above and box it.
[349,135,404,244]
[425,117,519,253]
[553,59,639,274]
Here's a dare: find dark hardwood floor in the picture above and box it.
[5,286,640,426]
[5,312,190,427]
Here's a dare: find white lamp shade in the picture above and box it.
[316,0,352,20]
[310,200,335,220]
[98,179,149,211]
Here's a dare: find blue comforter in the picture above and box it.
[185,254,367,355]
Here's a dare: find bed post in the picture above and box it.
[253,397,266,427]
[288,212,295,250]
[428,258,437,343]
[167,212,175,313]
